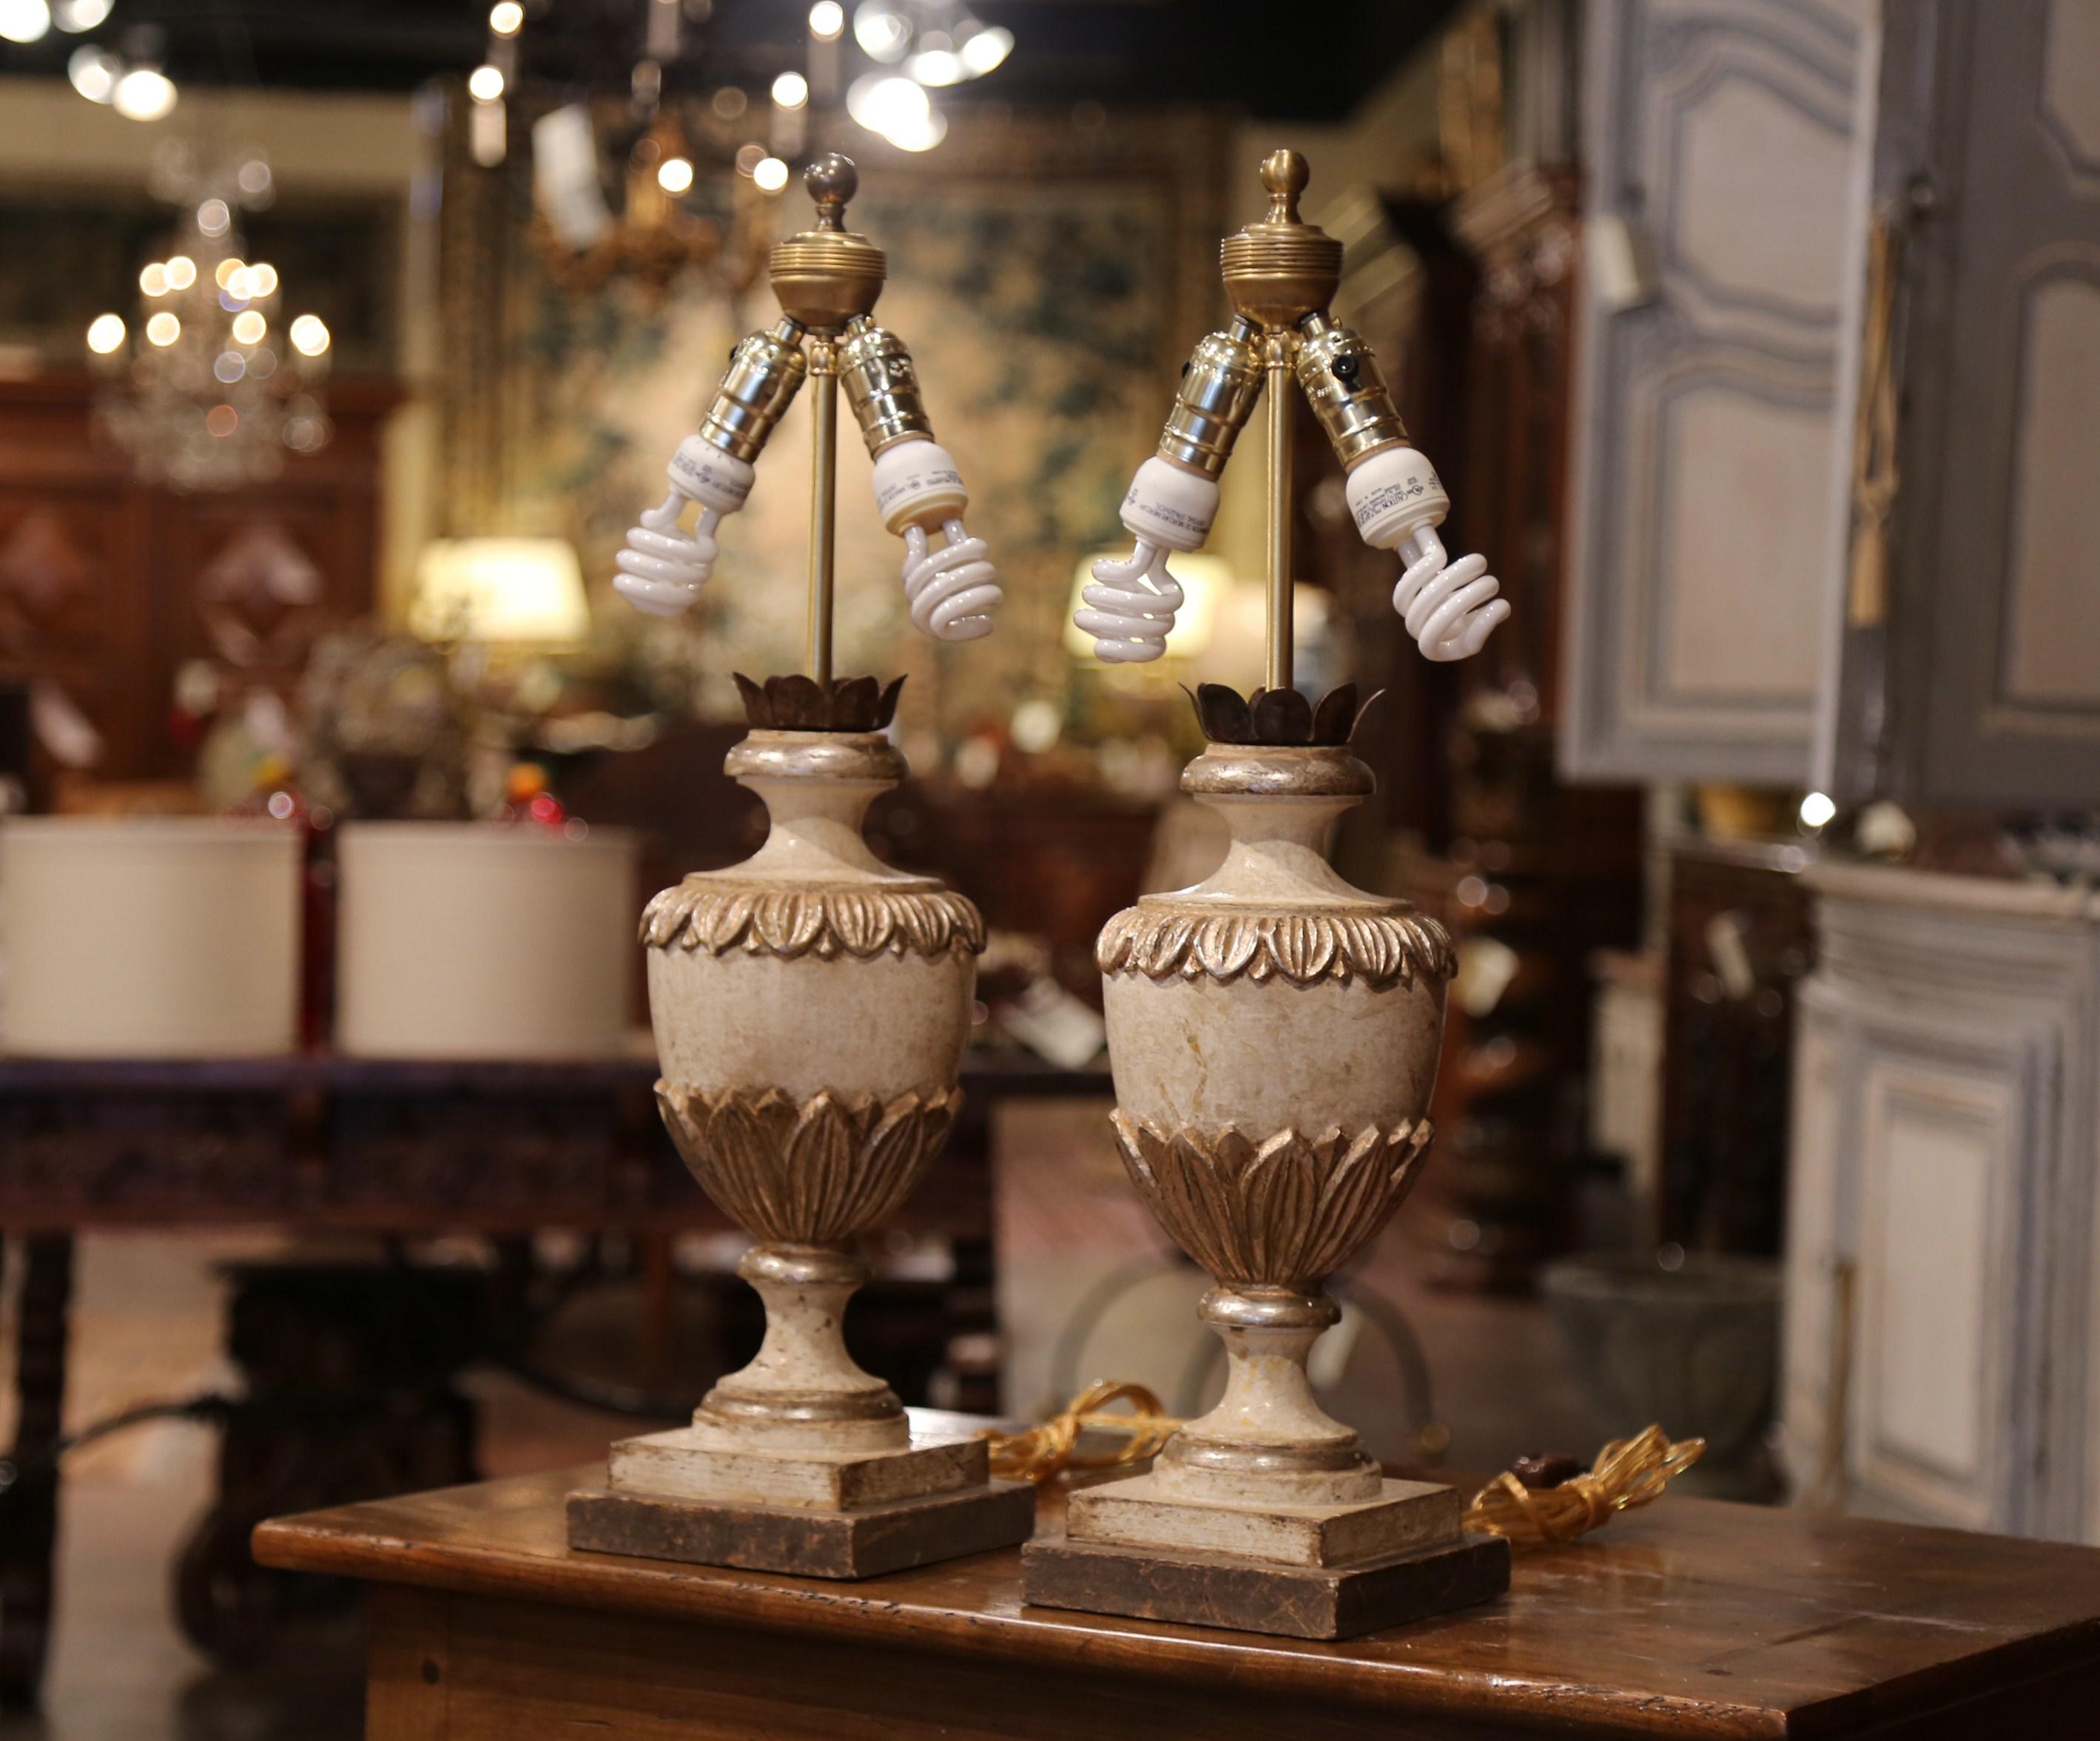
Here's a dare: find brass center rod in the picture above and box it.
[806,340,839,689]
[1265,334,1294,693]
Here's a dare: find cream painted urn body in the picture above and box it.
[1097,738,1453,1508]
[642,727,981,1452]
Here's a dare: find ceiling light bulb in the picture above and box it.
[468,63,505,103]
[138,262,169,297]
[0,0,51,45]
[885,106,948,152]
[808,1,844,42]
[214,257,246,289]
[145,311,181,346]
[237,158,272,198]
[164,255,196,289]
[906,49,964,87]
[772,70,809,110]
[248,262,279,297]
[852,4,909,62]
[67,44,117,102]
[959,25,1013,75]
[656,155,694,194]
[85,313,125,354]
[289,314,330,357]
[1799,791,1837,829]
[112,67,178,123]
[53,0,111,27]
[847,72,927,137]
[232,310,267,345]
[196,198,230,238]
[488,1,523,36]
[753,155,790,192]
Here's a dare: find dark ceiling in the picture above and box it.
[0,1,1462,123]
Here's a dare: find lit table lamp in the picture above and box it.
[408,537,591,647]
[565,154,1032,1578]
[1024,149,1512,1640]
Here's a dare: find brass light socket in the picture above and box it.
[1294,314,1410,468]
[838,319,934,456]
[1160,321,1264,477]
[696,319,810,463]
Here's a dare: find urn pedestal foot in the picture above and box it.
[1024,1436,1508,1639]
[1020,1528,1509,1642]
[571,1412,1032,1578]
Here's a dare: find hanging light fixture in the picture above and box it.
[843,1,1012,152]
[85,149,333,491]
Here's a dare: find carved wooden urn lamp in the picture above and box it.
[1024,149,1514,1638]
[567,154,1034,1577]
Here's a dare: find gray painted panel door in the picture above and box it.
[1564,0,1877,786]
[1893,0,2100,805]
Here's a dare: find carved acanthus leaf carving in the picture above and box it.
[656,1083,963,1244]
[1111,1111,1433,1290]
[642,880,986,961]
[1097,904,1455,990]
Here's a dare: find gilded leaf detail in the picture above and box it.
[1097,904,1454,991]
[642,880,986,962]
[656,1082,963,1245]
[1110,1111,1433,1290]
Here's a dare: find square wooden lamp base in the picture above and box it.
[568,1421,1035,1580]
[1021,1474,1510,1641]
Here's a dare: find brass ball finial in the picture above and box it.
[1221,147,1342,329]
[805,152,858,232]
[1259,149,1308,222]
[771,152,885,329]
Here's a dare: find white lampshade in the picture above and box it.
[1064,550,1231,662]
[410,537,590,645]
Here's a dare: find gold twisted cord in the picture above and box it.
[1464,1425,1706,1548]
[983,1381,1182,1484]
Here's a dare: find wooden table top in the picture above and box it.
[254,1465,2100,1738]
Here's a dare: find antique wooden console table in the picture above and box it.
[254,1458,2100,1738]
[0,1050,1106,1702]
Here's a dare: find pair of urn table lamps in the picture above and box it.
[564,149,1513,1640]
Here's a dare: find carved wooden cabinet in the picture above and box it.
[1780,865,2100,1540]
[0,374,395,781]
[1565,0,2100,806]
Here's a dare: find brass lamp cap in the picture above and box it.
[770,153,886,331]
[1220,149,1343,329]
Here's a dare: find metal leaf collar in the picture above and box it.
[643,880,986,960]
[1097,903,1455,989]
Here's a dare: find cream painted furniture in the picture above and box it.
[1780,863,2100,1540]
[0,817,301,1057]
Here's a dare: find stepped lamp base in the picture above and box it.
[568,1422,1034,1580]
[1021,1474,1509,1640]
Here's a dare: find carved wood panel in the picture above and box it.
[1887,0,2100,804]
[1564,0,1877,784]
[0,375,393,781]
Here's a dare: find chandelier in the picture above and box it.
[467,0,1014,300]
[84,149,333,492]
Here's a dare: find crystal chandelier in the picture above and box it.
[84,150,333,492]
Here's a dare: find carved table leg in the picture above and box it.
[0,1235,75,1705]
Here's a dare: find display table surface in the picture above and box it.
[253,1452,2100,1739]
